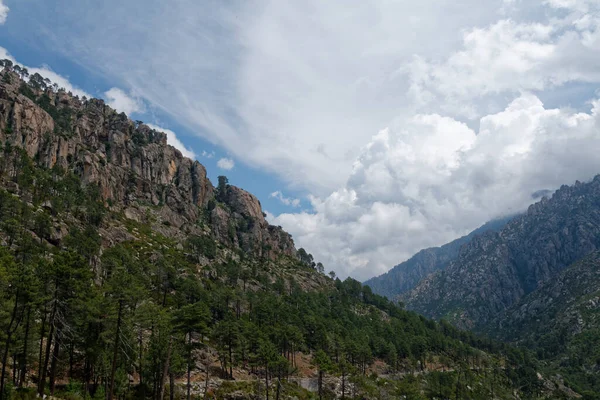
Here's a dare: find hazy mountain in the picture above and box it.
[364,217,513,300]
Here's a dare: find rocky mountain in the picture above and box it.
[0,69,295,260]
[402,177,600,330]
[488,251,600,395]
[364,217,513,299]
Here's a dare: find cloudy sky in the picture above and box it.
[1,0,600,280]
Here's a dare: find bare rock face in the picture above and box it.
[0,70,297,259]
[209,185,296,259]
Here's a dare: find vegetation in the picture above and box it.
[0,148,547,399]
[0,63,572,399]
[490,252,600,398]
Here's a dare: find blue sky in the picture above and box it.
[1,0,600,280]
[0,0,308,216]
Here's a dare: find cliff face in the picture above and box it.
[402,177,600,330]
[0,70,295,259]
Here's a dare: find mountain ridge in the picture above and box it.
[364,216,513,299]
[402,176,600,330]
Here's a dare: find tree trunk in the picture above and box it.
[341,370,346,400]
[69,340,74,379]
[265,365,269,400]
[318,370,323,400]
[12,353,17,386]
[204,360,210,400]
[19,306,31,388]
[187,333,192,400]
[227,332,233,379]
[36,306,47,390]
[49,328,61,396]
[39,295,57,397]
[108,300,123,400]
[159,337,173,400]
[0,334,13,400]
[139,328,145,400]
[275,370,281,400]
[0,293,20,400]
[169,372,175,400]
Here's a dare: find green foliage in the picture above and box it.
[18,83,36,102]
[185,234,217,260]
[217,175,229,201]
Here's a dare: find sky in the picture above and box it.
[1,0,600,281]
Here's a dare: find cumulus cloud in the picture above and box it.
[271,95,600,280]
[217,158,235,170]
[270,191,301,208]
[0,0,9,24]
[104,88,144,115]
[201,150,215,159]
[146,123,196,159]
[407,7,600,118]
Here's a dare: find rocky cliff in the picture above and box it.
[402,177,600,330]
[0,69,295,259]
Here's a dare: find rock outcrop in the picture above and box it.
[0,70,296,259]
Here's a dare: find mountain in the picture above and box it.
[0,68,296,261]
[0,64,572,399]
[402,177,600,331]
[364,217,513,299]
[487,252,600,396]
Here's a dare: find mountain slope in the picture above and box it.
[364,217,513,299]
[488,251,600,395]
[0,64,571,399]
[402,177,600,330]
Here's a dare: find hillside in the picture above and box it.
[402,176,600,330]
[0,65,577,400]
[364,217,513,300]
[488,252,600,396]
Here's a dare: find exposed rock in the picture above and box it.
[0,69,297,259]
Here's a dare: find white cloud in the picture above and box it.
[104,87,144,115]
[271,95,600,280]
[217,158,235,170]
[146,123,196,160]
[23,0,512,193]
[12,0,600,279]
[270,191,301,208]
[0,0,8,24]
[201,150,215,159]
